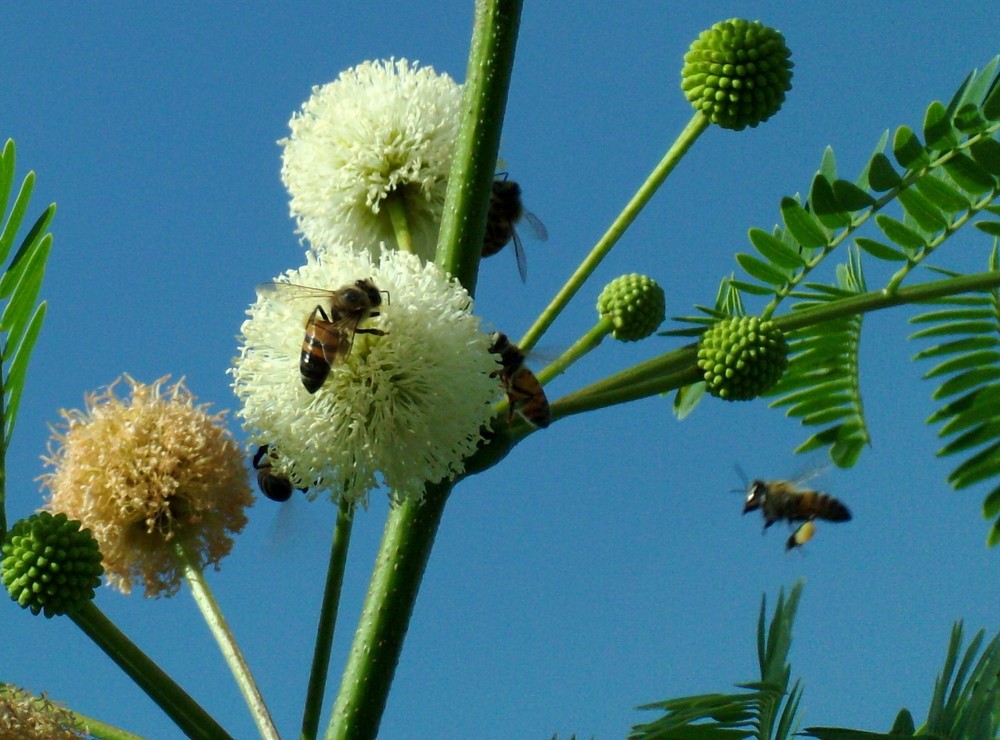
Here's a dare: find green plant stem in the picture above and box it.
[324,4,522,737]
[325,481,453,740]
[67,708,145,740]
[175,541,278,740]
[536,317,612,386]
[70,601,231,739]
[385,195,414,254]
[551,269,1000,420]
[518,112,710,352]
[436,0,523,292]
[301,499,355,740]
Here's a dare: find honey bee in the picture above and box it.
[252,445,296,502]
[785,519,816,551]
[259,279,387,393]
[743,478,852,531]
[482,175,548,283]
[488,331,550,428]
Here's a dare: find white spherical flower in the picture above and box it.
[232,248,497,503]
[280,59,462,263]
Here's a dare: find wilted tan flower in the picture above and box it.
[0,685,85,739]
[40,376,252,597]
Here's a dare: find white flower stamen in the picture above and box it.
[280,59,462,262]
[232,248,497,503]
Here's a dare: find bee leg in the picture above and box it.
[355,328,387,336]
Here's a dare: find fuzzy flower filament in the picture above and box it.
[232,248,498,503]
[40,376,252,597]
[281,58,463,262]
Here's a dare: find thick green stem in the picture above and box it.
[70,601,231,739]
[301,499,355,740]
[518,112,709,352]
[551,269,1000,419]
[436,0,523,292]
[325,4,522,737]
[176,542,278,740]
[325,482,452,740]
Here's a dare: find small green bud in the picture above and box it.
[698,315,788,400]
[2,512,103,618]
[681,18,793,131]
[597,274,666,341]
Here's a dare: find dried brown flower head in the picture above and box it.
[40,376,252,597]
[0,685,86,739]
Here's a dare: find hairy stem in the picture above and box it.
[436,0,523,293]
[326,482,452,740]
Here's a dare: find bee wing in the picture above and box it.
[255,281,340,301]
[511,227,528,283]
[521,209,548,241]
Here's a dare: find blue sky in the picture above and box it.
[1,3,998,738]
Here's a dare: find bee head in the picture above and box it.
[743,480,768,514]
[487,332,509,355]
[353,279,383,308]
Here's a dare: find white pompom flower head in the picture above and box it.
[280,59,462,263]
[232,248,498,504]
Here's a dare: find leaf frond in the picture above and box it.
[766,248,869,468]
[909,243,1000,544]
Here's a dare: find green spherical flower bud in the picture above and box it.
[697,315,788,401]
[597,274,666,342]
[2,511,103,618]
[681,18,793,131]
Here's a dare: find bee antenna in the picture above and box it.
[733,463,750,489]
[380,289,391,305]
[495,170,509,181]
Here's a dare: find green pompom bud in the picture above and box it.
[597,274,666,341]
[2,512,103,618]
[681,18,793,131]
[698,315,788,400]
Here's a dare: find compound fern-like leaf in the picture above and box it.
[910,244,1000,546]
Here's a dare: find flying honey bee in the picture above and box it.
[743,478,852,530]
[252,444,297,502]
[482,175,548,283]
[488,331,551,428]
[259,279,387,393]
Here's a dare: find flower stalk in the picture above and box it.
[175,541,278,740]
[436,0,524,291]
[326,482,452,740]
[552,268,1000,419]
[519,112,709,352]
[385,195,414,254]
[301,499,355,740]
[326,2,524,737]
[70,601,231,739]
[536,317,612,386]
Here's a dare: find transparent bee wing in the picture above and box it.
[512,228,528,283]
[522,209,548,241]
[256,281,340,301]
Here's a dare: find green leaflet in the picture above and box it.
[766,248,869,470]
[910,246,1000,546]
[867,152,902,191]
[893,125,930,170]
[630,583,803,740]
[0,140,55,535]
